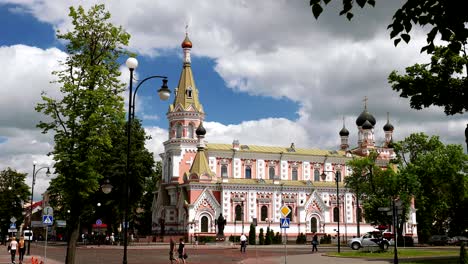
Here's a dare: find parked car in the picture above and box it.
[428,235,450,246]
[448,236,468,246]
[348,231,390,251]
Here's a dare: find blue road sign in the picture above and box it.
[96,219,102,226]
[280,218,290,228]
[9,223,16,229]
[42,215,54,225]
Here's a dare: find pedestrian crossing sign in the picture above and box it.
[42,215,53,225]
[280,218,290,228]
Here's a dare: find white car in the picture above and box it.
[348,231,390,251]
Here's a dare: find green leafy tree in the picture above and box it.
[248,223,256,245]
[35,4,130,264]
[309,0,468,115]
[393,133,468,242]
[0,168,30,241]
[265,227,272,245]
[259,228,265,245]
[134,160,161,236]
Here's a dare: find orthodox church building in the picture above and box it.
[151,34,417,240]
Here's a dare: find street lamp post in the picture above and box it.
[321,170,340,253]
[27,162,50,255]
[123,57,170,264]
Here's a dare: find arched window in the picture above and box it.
[201,216,209,232]
[310,217,318,233]
[186,86,193,98]
[292,168,298,180]
[269,167,275,180]
[221,165,228,178]
[235,205,242,221]
[287,206,293,222]
[314,169,320,181]
[188,123,194,138]
[336,171,341,182]
[176,124,182,138]
[245,166,252,179]
[261,205,268,221]
[333,207,339,222]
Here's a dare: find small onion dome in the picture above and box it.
[356,110,376,127]
[339,127,349,136]
[383,120,394,132]
[362,120,373,129]
[196,122,206,136]
[181,35,192,48]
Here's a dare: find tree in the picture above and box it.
[309,0,468,115]
[393,133,468,242]
[35,4,130,264]
[248,223,256,245]
[0,168,30,242]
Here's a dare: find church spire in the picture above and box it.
[169,32,204,114]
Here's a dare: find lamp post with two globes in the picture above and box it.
[121,57,170,264]
[27,162,50,255]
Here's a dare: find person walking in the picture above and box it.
[178,238,186,264]
[9,237,18,264]
[169,237,178,264]
[18,237,26,264]
[312,233,319,253]
[240,233,247,253]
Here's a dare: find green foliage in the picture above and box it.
[389,46,467,115]
[259,228,265,245]
[0,168,30,236]
[248,224,256,245]
[265,227,272,245]
[461,242,467,264]
[308,0,468,114]
[320,234,332,244]
[273,232,282,244]
[229,235,239,242]
[296,232,307,244]
[35,4,131,263]
[393,133,468,241]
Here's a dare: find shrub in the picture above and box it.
[259,228,265,245]
[296,233,307,244]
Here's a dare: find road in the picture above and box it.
[0,242,422,264]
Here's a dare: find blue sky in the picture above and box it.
[0,1,466,197]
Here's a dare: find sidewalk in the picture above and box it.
[0,246,62,264]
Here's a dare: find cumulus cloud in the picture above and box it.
[1,0,466,195]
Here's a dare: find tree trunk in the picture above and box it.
[65,218,80,264]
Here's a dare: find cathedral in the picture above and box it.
[151,34,417,241]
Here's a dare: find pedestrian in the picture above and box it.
[312,233,318,253]
[178,238,186,264]
[18,237,26,264]
[169,237,178,264]
[110,233,115,245]
[240,233,247,253]
[9,237,18,264]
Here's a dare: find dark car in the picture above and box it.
[448,236,468,246]
[428,235,450,246]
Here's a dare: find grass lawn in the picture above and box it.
[327,248,460,263]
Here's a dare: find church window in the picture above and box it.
[235,205,242,221]
[186,86,193,98]
[245,166,252,179]
[336,171,341,182]
[269,167,275,180]
[221,165,228,178]
[292,168,298,181]
[314,169,320,182]
[261,205,268,221]
[333,207,339,222]
[176,124,182,138]
[310,217,318,233]
[201,216,209,232]
[188,123,194,138]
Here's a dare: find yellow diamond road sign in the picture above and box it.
[280,205,291,217]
